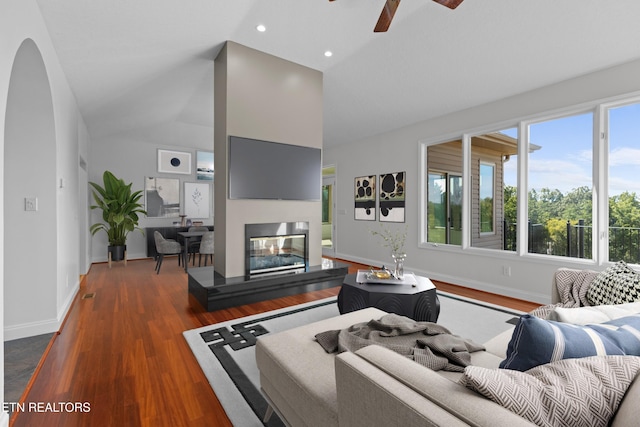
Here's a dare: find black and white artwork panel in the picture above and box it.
[158,149,192,174]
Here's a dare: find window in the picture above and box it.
[322,182,333,223]
[419,94,640,265]
[470,128,517,251]
[425,140,462,245]
[428,172,462,245]
[527,112,593,259]
[608,101,640,263]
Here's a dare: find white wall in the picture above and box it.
[78,122,91,273]
[1,0,88,420]
[325,58,640,305]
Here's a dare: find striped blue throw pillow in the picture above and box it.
[499,314,640,371]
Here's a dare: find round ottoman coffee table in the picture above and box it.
[337,272,440,322]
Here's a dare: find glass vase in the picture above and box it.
[391,252,406,279]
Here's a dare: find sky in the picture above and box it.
[502,102,640,196]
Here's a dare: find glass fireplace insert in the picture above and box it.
[248,234,306,276]
[245,222,310,277]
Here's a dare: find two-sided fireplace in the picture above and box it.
[245,222,309,277]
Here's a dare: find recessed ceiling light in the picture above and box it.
[324,51,333,57]
[256,24,266,32]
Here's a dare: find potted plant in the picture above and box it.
[370,224,408,279]
[89,170,146,262]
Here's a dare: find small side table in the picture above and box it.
[338,273,440,322]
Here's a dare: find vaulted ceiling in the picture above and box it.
[35,0,640,148]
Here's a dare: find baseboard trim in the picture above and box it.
[4,282,79,341]
[58,282,80,324]
[3,319,60,342]
[91,252,149,264]
[332,252,549,305]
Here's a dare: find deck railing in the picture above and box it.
[503,220,640,264]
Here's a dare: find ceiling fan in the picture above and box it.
[329,0,464,33]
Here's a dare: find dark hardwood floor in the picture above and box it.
[10,257,540,427]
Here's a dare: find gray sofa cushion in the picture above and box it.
[612,370,640,427]
[342,345,535,426]
[255,307,387,427]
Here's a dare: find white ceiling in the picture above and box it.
[35,0,640,149]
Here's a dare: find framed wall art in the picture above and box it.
[145,177,180,218]
[379,171,405,223]
[184,182,210,219]
[158,149,191,174]
[196,151,214,181]
[354,175,376,221]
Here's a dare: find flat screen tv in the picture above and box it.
[228,136,321,201]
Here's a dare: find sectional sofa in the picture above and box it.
[255,267,640,426]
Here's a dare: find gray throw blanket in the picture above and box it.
[315,314,485,372]
[529,269,599,319]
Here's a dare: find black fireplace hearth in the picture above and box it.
[186,221,349,312]
[188,259,349,311]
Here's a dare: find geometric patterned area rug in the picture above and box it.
[183,293,524,426]
[183,297,340,427]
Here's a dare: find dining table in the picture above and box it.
[177,230,208,272]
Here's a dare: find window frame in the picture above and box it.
[601,97,640,264]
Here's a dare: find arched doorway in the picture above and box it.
[3,39,57,342]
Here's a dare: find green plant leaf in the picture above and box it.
[88,170,146,246]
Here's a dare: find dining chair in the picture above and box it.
[187,226,209,266]
[153,231,182,274]
[198,232,214,266]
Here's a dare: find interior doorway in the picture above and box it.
[3,39,57,341]
[322,166,336,257]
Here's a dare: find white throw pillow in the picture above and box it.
[548,302,640,325]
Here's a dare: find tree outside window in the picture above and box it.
[479,163,494,234]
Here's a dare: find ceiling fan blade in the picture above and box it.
[432,0,464,9]
[374,0,401,33]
